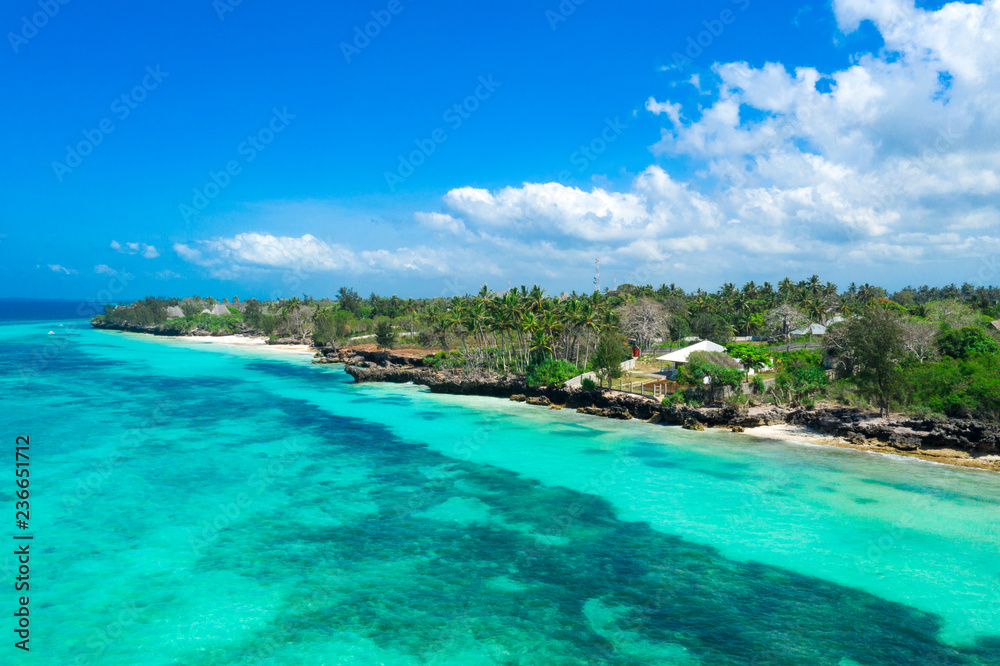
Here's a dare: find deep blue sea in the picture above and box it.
[2,301,1000,664]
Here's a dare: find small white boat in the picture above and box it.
[48,331,54,335]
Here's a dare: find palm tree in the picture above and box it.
[807,274,821,297]
[403,298,417,337]
[577,303,598,370]
[806,298,827,325]
[778,277,794,302]
[528,285,545,313]
[529,330,553,362]
[280,297,303,337]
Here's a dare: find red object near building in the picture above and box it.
[632,347,640,358]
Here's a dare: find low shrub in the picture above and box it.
[661,392,686,407]
[527,359,581,387]
[425,351,465,369]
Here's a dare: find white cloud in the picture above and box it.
[47,264,76,275]
[411,0,1000,284]
[155,270,182,279]
[111,240,160,259]
[174,233,357,276]
[645,97,683,126]
[94,264,133,279]
[147,1,1000,292]
[648,1,1000,251]
[173,232,474,278]
[415,212,466,235]
[440,168,721,244]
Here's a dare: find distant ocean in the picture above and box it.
[0,298,108,322]
[2,306,1000,664]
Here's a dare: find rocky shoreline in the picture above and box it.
[87,328,999,472]
[91,321,198,337]
[321,346,1000,472]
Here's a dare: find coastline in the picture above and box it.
[99,328,316,356]
[331,347,1000,473]
[741,424,1000,472]
[90,326,1000,473]
[170,334,316,355]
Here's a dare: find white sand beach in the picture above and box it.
[176,335,316,355]
[742,423,848,447]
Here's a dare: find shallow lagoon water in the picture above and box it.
[3,318,1000,665]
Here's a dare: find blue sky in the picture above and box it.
[3,0,998,300]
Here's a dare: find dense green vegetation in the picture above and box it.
[675,352,745,404]
[374,319,397,350]
[91,275,1000,420]
[771,350,829,409]
[526,359,581,387]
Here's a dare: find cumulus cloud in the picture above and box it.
[163,1,1000,291]
[94,264,133,279]
[403,0,1000,283]
[645,0,1000,265]
[645,97,682,126]
[415,212,466,235]
[441,169,721,244]
[173,232,477,278]
[111,240,160,259]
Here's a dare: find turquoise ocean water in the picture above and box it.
[2,315,1000,665]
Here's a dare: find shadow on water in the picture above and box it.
[18,334,997,664]
[184,396,1000,666]
[859,477,1000,506]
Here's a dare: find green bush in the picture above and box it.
[899,353,1000,420]
[684,392,704,408]
[676,352,744,404]
[726,392,750,406]
[772,350,828,404]
[166,312,244,335]
[527,359,581,386]
[580,378,597,391]
[937,327,1000,359]
[96,297,170,327]
[752,376,767,394]
[375,319,396,350]
[425,351,465,369]
[661,392,686,407]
